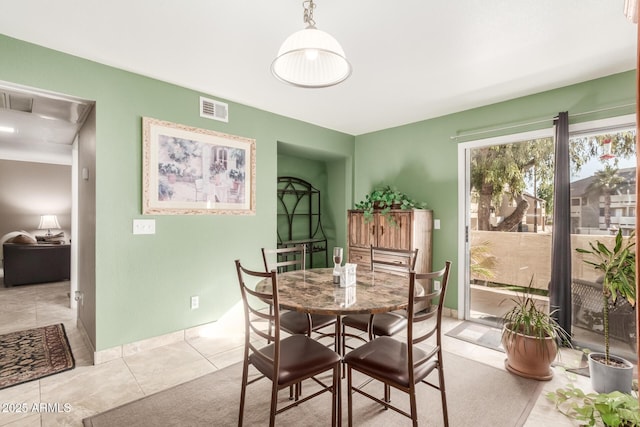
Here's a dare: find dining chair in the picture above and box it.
[344,261,451,427]
[261,246,336,338]
[235,260,341,427]
[341,247,418,349]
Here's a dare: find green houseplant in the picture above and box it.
[575,229,636,394]
[547,384,639,427]
[354,185,427,224]
[501,279,570,380]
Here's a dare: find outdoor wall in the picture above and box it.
[0,34,355,351]
[470,230,620,290]
[354,70,636,309]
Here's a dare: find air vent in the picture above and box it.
[200,96,228,123]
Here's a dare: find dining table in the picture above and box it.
[255,266,423,358]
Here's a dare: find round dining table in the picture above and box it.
[255,267,422,356]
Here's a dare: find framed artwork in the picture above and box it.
[142,117,256,215]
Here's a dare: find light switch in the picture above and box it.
[133,219,155,235]
[434,219,441,230]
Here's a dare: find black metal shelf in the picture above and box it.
[276,176,328,268]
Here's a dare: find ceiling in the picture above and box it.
[0,0,637,138]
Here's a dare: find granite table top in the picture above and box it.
[255,267,420,316]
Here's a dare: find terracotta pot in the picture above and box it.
[501,325,557,381]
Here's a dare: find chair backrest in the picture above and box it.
[235,260,281,364]
[261,245,306,273]
[407,262,451,373]
[370,246,418,275]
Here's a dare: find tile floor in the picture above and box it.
[0,280,594,426]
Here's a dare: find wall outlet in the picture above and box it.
[434,219,441,229]
[133,219,155,235]
[190,295,199,310]
[434,280,441,290]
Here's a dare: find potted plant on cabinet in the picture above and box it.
[575,229,636,394]
[354,185,427,224]
[501,279,570,380]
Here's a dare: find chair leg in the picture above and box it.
[347,366,354,427]
[438,358,449,427]
[333,363,340,427]
[409,386,418,427]
[238,359,249,427]
[269,382,278,427]
[384,384,391,407]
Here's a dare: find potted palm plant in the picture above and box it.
[575,229,636,394]
[501,279,570,380]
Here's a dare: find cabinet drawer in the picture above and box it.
[348,248,371,269]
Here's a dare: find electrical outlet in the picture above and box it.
[133,219,155,235]
[190,296,199,310]
[434,219,441,229]
[434,280,441,291]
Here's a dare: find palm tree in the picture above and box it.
[586,165,625,230]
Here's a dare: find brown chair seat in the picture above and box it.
[280,311,337,336]
[250,334,341,385]
[344,336,437,388]
[342,312,407,338]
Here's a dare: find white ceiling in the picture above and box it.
[0,0,637,137]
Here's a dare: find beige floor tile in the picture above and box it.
[124,341,216,394]
[38,359,144,425]
[0,381,40,426]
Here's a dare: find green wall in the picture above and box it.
[1,33,634,346]
[354,71,636,308]
[0,35,354,350]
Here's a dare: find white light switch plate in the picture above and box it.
[133,219,155,235]
[434,219,441,229]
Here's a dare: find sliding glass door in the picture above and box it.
[460,115,637,361]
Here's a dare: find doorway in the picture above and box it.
[0,81,95,343]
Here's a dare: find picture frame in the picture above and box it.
[142,117,256,215]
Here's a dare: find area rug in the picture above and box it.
[446,321,504,352]
[0,323,75,390]
[83,351,543,427]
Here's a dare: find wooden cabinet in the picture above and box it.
[347,209,433,273]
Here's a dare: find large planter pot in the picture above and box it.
[588,352,634,394]
[502,326,557,381]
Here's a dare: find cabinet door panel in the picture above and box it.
[348,211,375,248]
[376,212,412,249]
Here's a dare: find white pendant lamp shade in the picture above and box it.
[272,28,351,88]
[272,0,351,88]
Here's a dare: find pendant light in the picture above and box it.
[271,0,351,88]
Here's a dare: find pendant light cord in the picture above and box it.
[303,0,316,28]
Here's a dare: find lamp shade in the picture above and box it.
[38,215,61,231]
[271,28,352,88]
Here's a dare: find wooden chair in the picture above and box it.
[235,260,341,427]
[261,246,336,337]
[341,247,418,348]
[344,261,451,426]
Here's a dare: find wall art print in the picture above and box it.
[142,117,256,215]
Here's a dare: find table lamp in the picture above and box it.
[38,215,60,237]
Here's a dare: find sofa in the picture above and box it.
[3,243,71,286]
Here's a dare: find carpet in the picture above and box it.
[83,352,543,427]
[0,323,75,390]
[446,321,504,352]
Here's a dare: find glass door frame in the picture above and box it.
[456,113,636,324]
[456,128,553,323]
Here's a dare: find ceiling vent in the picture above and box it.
[200,96,228,123]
